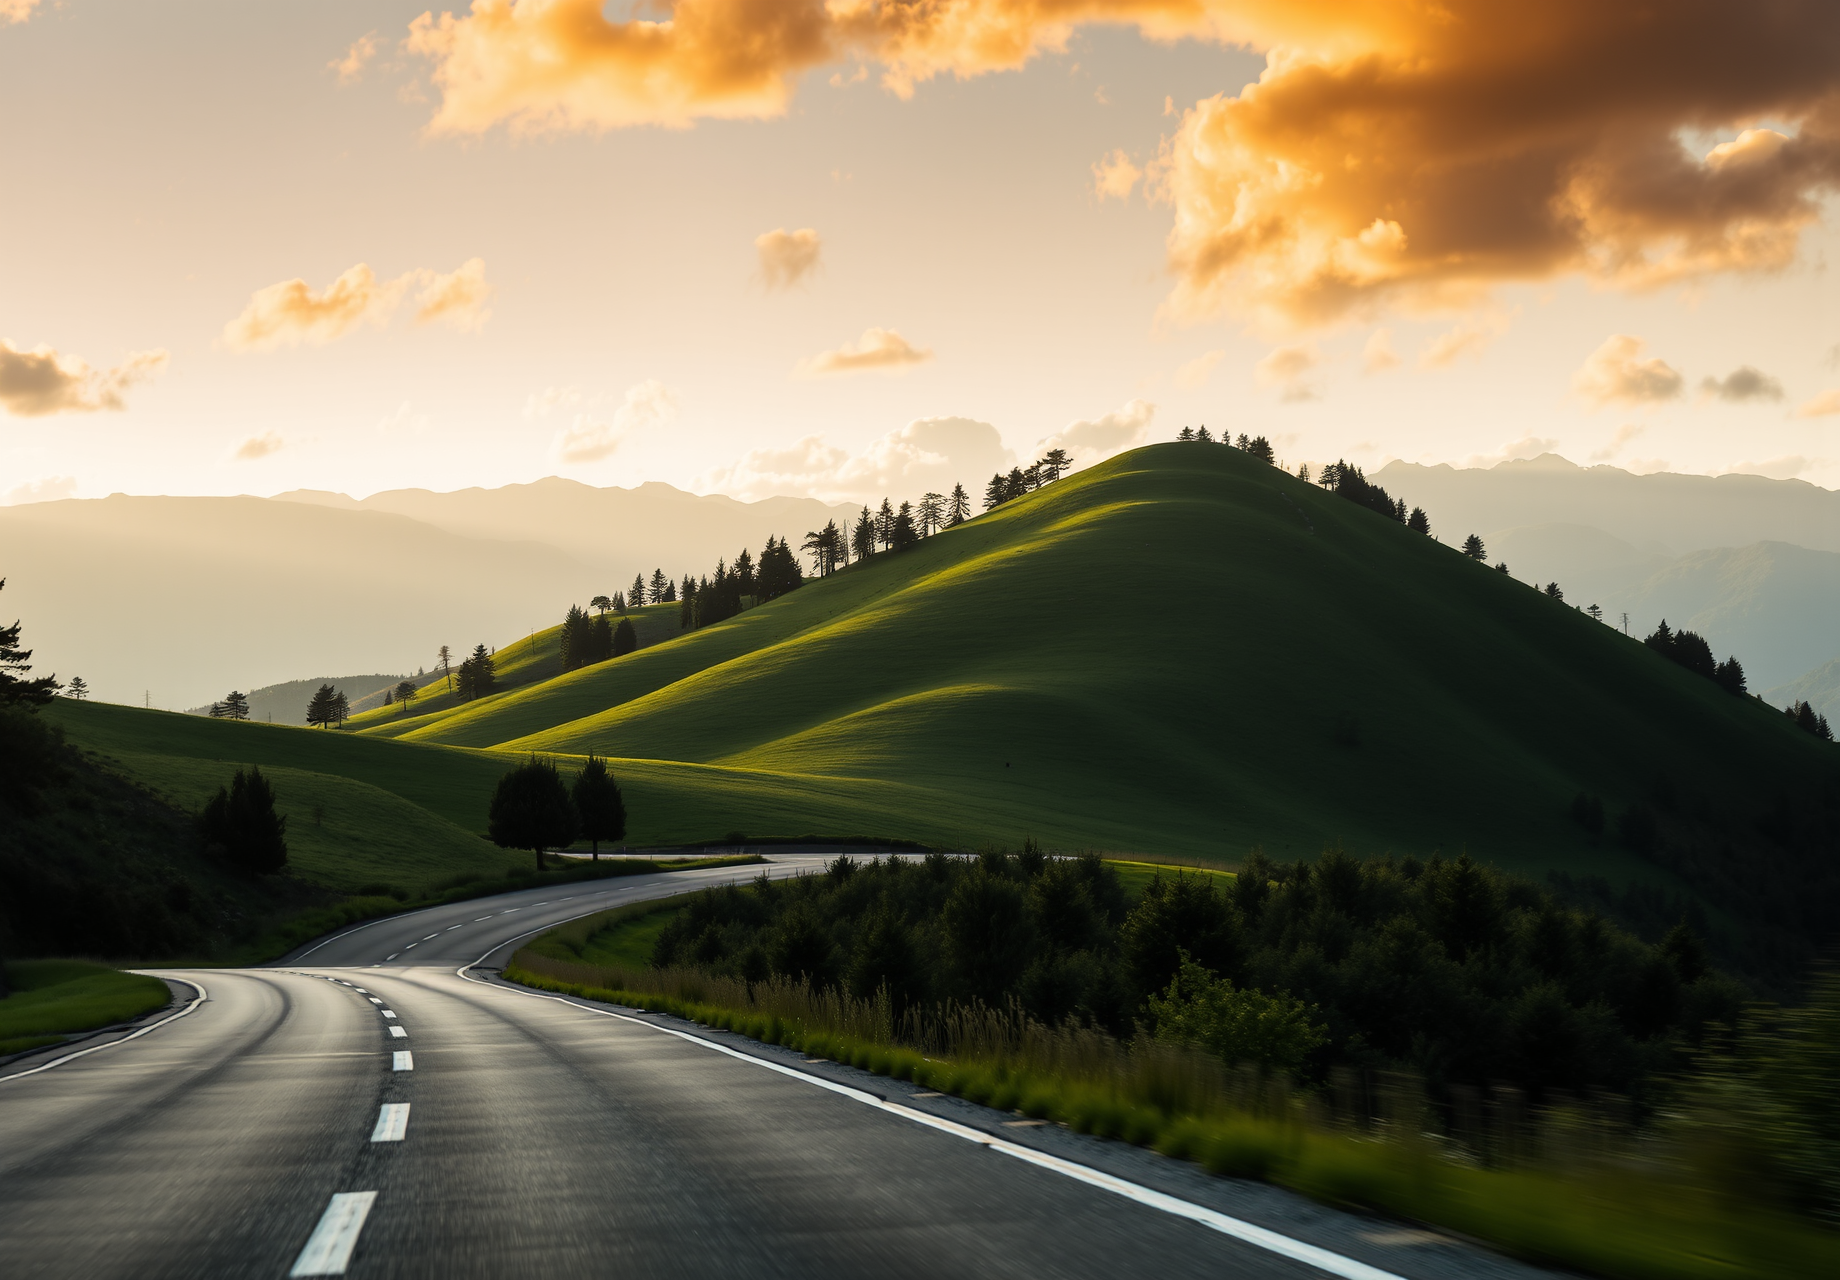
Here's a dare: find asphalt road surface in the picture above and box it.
[0,857,1560,1280]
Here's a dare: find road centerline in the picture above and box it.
[370,1103,410,1142]
[289,1191,377,1277]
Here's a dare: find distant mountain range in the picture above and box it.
[184,673,409,724]
[0,480,857,709]
[1380,456,1840,712]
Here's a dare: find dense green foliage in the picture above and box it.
[198,765,289,874]
[650,849,1736,1100]
[570,754,626,855]
[487,756,577,870]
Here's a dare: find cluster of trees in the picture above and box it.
[198,765,288,875]
[647,846,1732,1098]
[305,684,351,727]
[1644,621,1748,696]
[1176,427,1277,464]
[453,644,497,700]
[1315,459,1430,531]
[984,450,1071,510]
[1785,700,1834,740]
[208,691,250,720]
[680,537,805,630]
[558,604,634,671]
[630,569,678,606]
[487,755,627,868]
[0,579,59,707]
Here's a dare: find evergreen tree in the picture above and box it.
[334,690,350,727]
[891,501,918,550]
[306,683,338,727]
[1544,582,1564,601]
[1588,604,1604,622]
[613,591,627,613]
[589,613,613,662]
[1236,433,1251,450]
[199,766,288,874]
[852,506,877,560]
[983,473,1006,510]
[1297,462,1311,483]
[612,617,638,656]
[1462,534,1487,560]
[560,603,590,671]
[1714,656,1747,696]
[1407,506,1430,535]
[876,497,896,549]
[1023,462,1042,490]
[437,644,453,691]
[209,702,225,719]
[1039,448,1071,482]
[735,548,756,596]
[488,756,579,872]
[0,580,59,707]
[1177,426,1194,441]
[665,577,678,603]
[571,755,627,859]
[947,483,971,526]
[223,690,250,721]
[680,577,699,629]
[394,680,418,712]
[1245,435,1275,463]
[649,568,667,603]
[632,572,648,607]
[1004,466,1028,500]
[1496,562,1511,574]
[760,535,806,596]
[463,643,495,699]
[1195,426,1214,443]
[65,676,87,701]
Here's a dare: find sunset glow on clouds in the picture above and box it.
[5,2,1840,507]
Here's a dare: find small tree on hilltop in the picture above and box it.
[1040,448,1071,482]
[571,755,627,860]
[852,506,877,560]
[1177,426,1194,441]
[65,676,88,701]
[223,690,250,721]
[1462,534,1487,561]
[437,645,453,691]
[590,594,613,616]
[394,680,417,712]
[334,690,350,727]
[1407,506,1430,535]
[947,483,971,526]
[631,573,647,608]
[200,765,288,874]
[649,568,667,604]
[489,756,579,872]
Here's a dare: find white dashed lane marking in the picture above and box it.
[367,998,382,1005]
[384,953,398,961]
[389,1026,407,1039]
[289,1191,376,1277]
[421,934,438,941]
[370,1104,410,1142]
[392,1051,413,1071]
[381,1010,397,1019]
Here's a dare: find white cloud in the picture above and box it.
[523,385,583,420]
[1462,435,1560,468]
[1419,314,1508,368]
[376,401,431,435]
[1175,350,1224,389]
[794,327,932,378]
[1037,398,1155,465]
[233,431,286,461]
[1573,335,1684,407]
[707,415,1013,502]
[0,340,168,416]
[1362,329,1400,374]
[756,228,821,290]
[3,475,76,505]
[554,379,677,463]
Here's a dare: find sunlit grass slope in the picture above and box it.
[371,443,1836,872]
[348,602,682,737]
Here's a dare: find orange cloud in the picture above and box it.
[1092,149,1141,202]
[1573,335,1683,408]
[795,327,932,377]
[331,32,381,84]
[756,228,822,289]
[0,0,40,25]
[398,2,1840,326]
[0,340,168,417]
[223,260,492,350]
[233,431,286,461]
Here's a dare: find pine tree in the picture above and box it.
[0,580,59,707]
[632,573,648,607]
[65,676,88,701]
[465,643,495,698]
[1246,435,1275,463]
[1587,603,1603,622]
[560,603,589,670]
[1177,426,1194,441]
[612,617,637,656]
[680,578,699,628]
[1714,656,1747,696]
[947,483,971,526]
[1040,448,1071,482]
[1023,462,1042,490]
[1544,582,1564,601]
[488,756,579,872]
[1297,462,1311,483]
[1461,534,1487,561]
[437,645,453,691]
[1407,506,1430,535]
[983,473,1006,510]
[209,702,225,719]
[394,680,418,712]
[571,755,627,859]
[892,501,918,550]
[1195,426,1213,443]
[735,547,756,596]
[613,591,627,613]
[1005,466,1027,500]
[306,683,337,727]
[876,498,896,549]
[852,506,877,560]
[918,492,945,536]
[224,690,250,721]
[589,614,613,662]
[334,690,350,727]
[649,569,667,604]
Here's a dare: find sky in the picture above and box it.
[4,0,1840,507]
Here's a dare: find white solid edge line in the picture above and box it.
[371,1103,410,1142]
[455,959,1405,1280]
[289,1190,377,1277]
[0,977,208,1083]
[393,1051,413,1071]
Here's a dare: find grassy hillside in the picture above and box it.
[357,445,1835,877]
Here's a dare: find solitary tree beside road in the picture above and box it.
[571,755,626,860]
[488,756,579,872]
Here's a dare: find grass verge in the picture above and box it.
[503,948,1840,1280]
[0,960,172,1056]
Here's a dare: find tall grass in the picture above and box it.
[506,949,1840,1280]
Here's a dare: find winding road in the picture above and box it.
[0,857,1556,1280]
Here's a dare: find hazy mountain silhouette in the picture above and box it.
[185,674,407,725]
[1765,657,1840,724]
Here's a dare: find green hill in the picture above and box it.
[43,443,1839,978]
